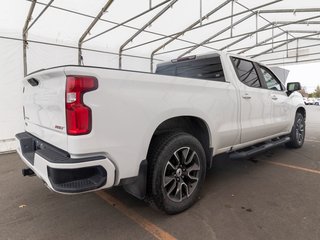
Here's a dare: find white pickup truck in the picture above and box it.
[16,51,305,214]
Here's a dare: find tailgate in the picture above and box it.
[23,67,68,151]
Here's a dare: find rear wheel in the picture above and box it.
[147,132,206,214]
[286,112,305,148]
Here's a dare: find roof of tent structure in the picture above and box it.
[1,0,320,73]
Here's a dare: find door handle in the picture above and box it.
[271,95,278,100]
[242,94,251,99]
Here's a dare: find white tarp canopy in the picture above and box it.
[1,0,320,152]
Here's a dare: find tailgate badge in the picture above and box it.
[55,125,64,130]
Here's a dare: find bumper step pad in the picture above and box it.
[47,166,107,193]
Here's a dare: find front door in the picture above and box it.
[231,57,274,143]
[257,65,292,134]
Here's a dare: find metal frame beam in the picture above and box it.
[259,46,320,63]
[178,12,256,58]
[150,0,232,72]
[251,32,320,58]
[259,8,320,13]
[256,12,259,44]
[119,0,178,69]
[287,30,320,34]
[82,0,171,44]
[301,37,320,41]
[1,34,164,62]
[177,1,285,58]
[199,0,203,26]
[238,32,286,54]
[154,14,320,57]
[123,0,282,55]
[230,0,234,37]
[267,58,320,66]
[261,51,320,63]
[274,21,320,25]
[258,42,320,57]
[235,1,295,40]
[23,0,54,76]
[26,0,54,33]
[21,1,320,71]
[226,35,320,53]
[29,0,189,51]
[219,23,272,51]
[23,0,37,77]
[78,0,114,65]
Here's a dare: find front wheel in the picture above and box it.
[286,112,305,148]
[147,132,206,214]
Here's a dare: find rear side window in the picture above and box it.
[156,56,225,82]
[231,57,261,88]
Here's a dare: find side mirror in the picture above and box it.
[287,82,301,92]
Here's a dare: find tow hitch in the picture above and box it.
[22,168,35,177]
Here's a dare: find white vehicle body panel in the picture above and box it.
[64,63,240,183]
[23,69,67,150]
[17,51,305,191]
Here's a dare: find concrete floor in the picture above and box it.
[1,106,319,240]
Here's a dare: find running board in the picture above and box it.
[229,136,290,160]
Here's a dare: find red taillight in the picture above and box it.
[66,76,98,135]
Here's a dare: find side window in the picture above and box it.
[156,64,175,76]
[156,56,225,82]
[259,66,283,91]
[231,57,261,88]
[176,57,225,82]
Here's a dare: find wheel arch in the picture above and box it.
[147,115,213,168]
[122,115,213,200]
[296,106,306,119]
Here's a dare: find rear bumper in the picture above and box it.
[15,132,115,194]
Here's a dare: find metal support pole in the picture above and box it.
[220,23,272,51]
[150,0,232,72]
[260,51,320,63]
[119,0,178,69]
[230,0,234,37]
[256,12,259,44]
[155,15,320,57]
[296,39,299,62]
[251,32,320,58]
[78,0,114,65]
[227,35,320,53]
[200,0,203,26]
[287,30,320,34]
[275,21,320,25]
[302,37,320,40]
[238,32,285,54]
[131,0,281,57]
[26,0,54,33]
[267,58,320,66]
[286,32,289,58]
[259,8,320,13]
[247,42,320,57]
[83,0,171,43]
[177,1,285,58]
[179,12,255,58]
[22,0,37,77]
[272,26,274,52]
[144,7,320,55]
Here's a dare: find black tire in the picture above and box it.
[147,132,206,214]
[285,112,305,148]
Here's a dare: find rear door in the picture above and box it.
[231,57,274,143]
[23,68,68,150]
[257,65,292,134]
